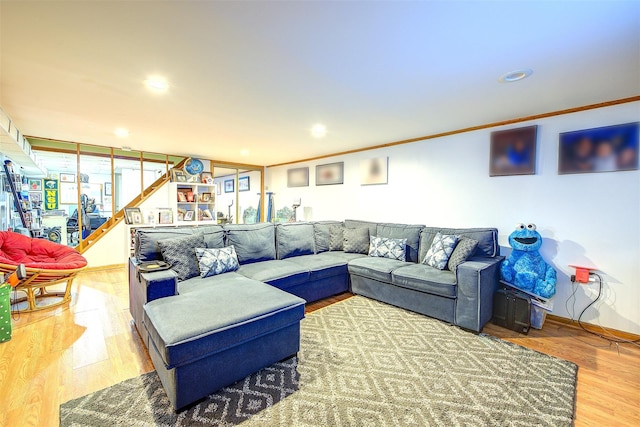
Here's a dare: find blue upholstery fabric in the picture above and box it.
[376,223,425,263]
[313,221,342,253]
[317,251,367,262]
[143,278,305,370]
[348,256,407,282]
[157,234,205,281]
[276,223,315,259]
[177,271,249,294]
[391,263,457,297]
[344,219,378,236]
[224,223,276,264]
[134,225,225,262]
[285,253,348,281]
[419,227,498,261]
[343,227,370,254]
[237,260,309,290]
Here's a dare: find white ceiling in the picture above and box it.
[1,1,639,167]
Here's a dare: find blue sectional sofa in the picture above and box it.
[128,220,502,409]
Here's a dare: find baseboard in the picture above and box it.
[546,313,640,342]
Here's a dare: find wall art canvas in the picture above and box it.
[490,125,537,176]
[239,176,250,192]
[558,122,639,174]
[360,157,388,185]
[287,167,309,187]
[316,162,344,186]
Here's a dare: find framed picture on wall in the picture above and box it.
[28,179,42,191]
[490,125,538,176]
[316,162,344,185]
[287,167,309,187]
[60,173,75,183]
[360,157,388,185]
[224,179,234,193]
[104,182,112,196]
[558,122,639,174]
[239,176,250,192]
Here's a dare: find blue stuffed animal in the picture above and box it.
[500,223,557,299]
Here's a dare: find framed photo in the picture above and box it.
[201,172,213,183]
[316,162,344,185]
[224,179,234,193]
[29,191,42,204]
[239,176,250,192]
[124,207,143,225]
[184,210,195,221]
[360,157,388,185]
[104,182,112,196]
[28,179,42,191]
[60,173,75,183]
[171,169,187,182]
[177,211,185,221]
[200,208,213,220]
[177,191,188,202]
[158,208,173,224]
[558,122,639,174]
[490,125,538,176]
[287,167,309,187]
[200,192,212,202]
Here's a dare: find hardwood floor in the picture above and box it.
[1,267,638,427]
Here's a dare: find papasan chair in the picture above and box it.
[0,231,87,312]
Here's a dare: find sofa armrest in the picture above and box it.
[455,256,504,332]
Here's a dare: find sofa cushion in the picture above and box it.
[224,223,276,264]
[144,278,306,369]
[317,251,368,262]
[348,256,407,282]
[329,225,344,251]
[447,237,478,272]
[285,253,348,281]
[157,234,205,281]
[343,227,370,254]
[419,227,498,261]
[391,264,457,298]
[276,223,315,259]
[313,221,342,253]
[195,246,239,278]
[368,236,407,261]
[237,260,309,290]
[376,223,424,263]
[197,225,225,250]
[177,271,248,294]
[134,225,225,262]
[344,219,378,237]
[423,232,460,270]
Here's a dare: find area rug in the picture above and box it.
[60,296,577,426]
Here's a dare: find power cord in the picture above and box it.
[575,272,640,347]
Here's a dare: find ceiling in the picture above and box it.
[1,1,639,167]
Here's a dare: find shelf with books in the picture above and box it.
[170,182,216,224]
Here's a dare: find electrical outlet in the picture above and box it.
[570,274,576,282]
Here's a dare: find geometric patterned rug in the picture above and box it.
[60,296,577,426]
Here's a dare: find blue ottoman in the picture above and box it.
[143,277,306,410]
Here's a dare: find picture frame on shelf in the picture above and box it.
[124,207,143,225]
[186,191,195,202]
[184,210,195,221]
[316,162,344,185]
[201,208,213,220]
[201,172,213,183]
[60,173,75,183]
[177,191,188,202]
[239,176,250,192]
[171,169,187,182]
[224,179,234,193]
[158,208,173,224]
[177,212,185,221]
[200,192,212,202]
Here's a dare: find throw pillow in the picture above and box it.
[343,227,370,254]
[329,225,344,251]
[422,232,460,270]
[368,236,407,261]
[447,237,479,272]
[157,233,205,281]
[195,246,239,278]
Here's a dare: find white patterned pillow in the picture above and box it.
[195,246,240,278]
[422,232,460,270]
[368,236,407,261]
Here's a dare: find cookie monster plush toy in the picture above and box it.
[500,223,557,299]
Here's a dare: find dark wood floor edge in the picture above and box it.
[546,313,640,342]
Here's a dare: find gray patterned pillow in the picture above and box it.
[329,225,344,251]
[368,236,407,261]
[422,232,460,270]
[343,227,370,254]
[196,246,239,278]
[447,237,478,272]
[157,233,205,281]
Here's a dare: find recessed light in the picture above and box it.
[498,69,533,83]
[144,75,169,92]
[240,149,250,156]
[311,123,327,138]
[114,127,129,138]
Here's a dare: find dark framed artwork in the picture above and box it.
[224,179,234,193]
[490,125,537,176]
[316,162,344,185]
[287,167,309,187]
[558,122,639,174]
[239,176,250,192]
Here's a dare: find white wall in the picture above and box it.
[266,102,640,334]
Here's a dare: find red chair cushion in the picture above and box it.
[0,231,87,270]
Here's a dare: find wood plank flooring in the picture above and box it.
[0,267,637,427]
